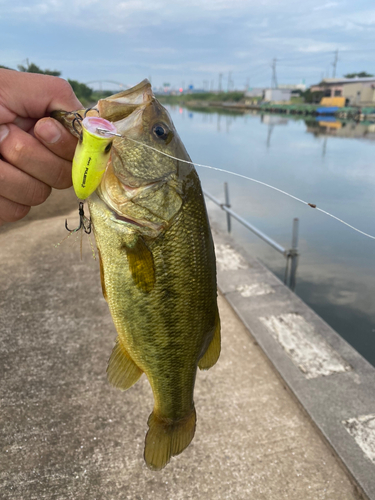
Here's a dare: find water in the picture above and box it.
[166,105,375,366]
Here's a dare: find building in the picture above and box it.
[264,88,292,102]
[244,88,264,98]
[310,77,375,106]
[278,83,307,92]
[342,82,375,106]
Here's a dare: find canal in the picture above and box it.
[165,105,375,366]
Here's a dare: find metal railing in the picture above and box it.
[203,183,299,290]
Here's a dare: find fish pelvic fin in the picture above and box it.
[198,310,221,371]
[144,408,196,471]
[107,338,143,390]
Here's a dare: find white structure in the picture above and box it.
[244,88,264,98]
[264,88,292,102]
[278,83,307,91]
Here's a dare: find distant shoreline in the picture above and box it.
[157,95,375,122]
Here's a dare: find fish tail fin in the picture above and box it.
[144,408,196,470]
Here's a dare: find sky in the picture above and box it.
[1,0,375,91]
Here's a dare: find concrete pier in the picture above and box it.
[0,188,373,499]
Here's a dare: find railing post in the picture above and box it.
[224,182,231,233]
[289,218,299,291]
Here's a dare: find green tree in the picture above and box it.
[301,88,323,103]
[67,79,93,102]
[17,61,61,76]
[344,71,374,78]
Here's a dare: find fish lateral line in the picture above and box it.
[95,127,375,241]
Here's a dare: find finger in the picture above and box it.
[0,69,82,123]
[0,158,51,207]
[0,123,73,189]
[13,116,37,133]
[34,117,78,161]
[0,195,30,225]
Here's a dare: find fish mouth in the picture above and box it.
[97,79,153,125]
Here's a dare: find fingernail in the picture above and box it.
[0,124,9,143]
[35,119,61,144]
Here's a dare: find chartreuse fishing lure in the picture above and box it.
[72,116,118,200]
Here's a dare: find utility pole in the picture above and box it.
[227,72,232,92]
[271,58,278,89]
[218,73,223,92]
[332,49,339,78]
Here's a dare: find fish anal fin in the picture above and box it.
[123,236,155,293]
[198,311,221,371]
[144,408,196,471]
[98,249,107,301]
[107,339,143,391]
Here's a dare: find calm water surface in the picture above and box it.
[166,105,375,366]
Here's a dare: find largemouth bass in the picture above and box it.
[53,79,220,470]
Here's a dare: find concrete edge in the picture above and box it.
[210,223,375,500]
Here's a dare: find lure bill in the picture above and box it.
[72,117,118,200]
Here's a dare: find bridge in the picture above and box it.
[85,79,129,90]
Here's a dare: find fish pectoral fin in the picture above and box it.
[144,408,196,471]
[198,310,221,370]
[123,236,155,293]
[107,338,143,391]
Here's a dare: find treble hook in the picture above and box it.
[71,109,99,140]
[72,114,83,141]
[84,107,99,117]
[65,202,92,234]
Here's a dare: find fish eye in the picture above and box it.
[104,142,112,154]
[153,123,169,140]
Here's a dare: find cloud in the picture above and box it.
[313,2,339,11]
[259,36,349,53]
[1,0,375,87]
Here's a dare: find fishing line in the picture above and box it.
[96,127,375,241]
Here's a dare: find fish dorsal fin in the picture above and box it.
[107,338,143,390]
[123,236,155,293]
[198,310,221,370]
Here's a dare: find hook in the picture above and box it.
[65,202,92,234]
[72,116,83,141]
[84,107,100,118]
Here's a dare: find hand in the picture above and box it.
[0,69,82,226]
